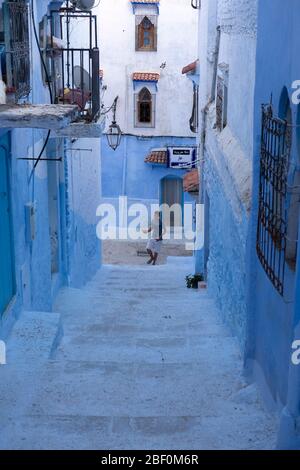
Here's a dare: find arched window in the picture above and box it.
[136,16,156,51]
[137,87,152,124]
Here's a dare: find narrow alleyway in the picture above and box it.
[0,256,277,450]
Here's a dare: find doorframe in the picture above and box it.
[0,131,16,317]
[159,175,184,226]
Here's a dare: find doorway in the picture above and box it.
[0,133,15,315]
[160,176,183,228]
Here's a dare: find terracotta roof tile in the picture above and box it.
[133,72,160,82]
[183,169,199,193]
[145,150,167,165]
[131,1,159,3]
[182,60,198,75]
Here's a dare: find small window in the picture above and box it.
[136,16,157,51]
[135,87,155,128]
[190,84,199,133]
[215,65,229,131]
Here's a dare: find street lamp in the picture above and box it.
[191,0,201,9]
[106,96,122,151]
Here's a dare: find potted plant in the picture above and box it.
[185,273,204,289]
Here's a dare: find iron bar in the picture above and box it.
[18,157,62,162]
[256,104,290,296]
[47,8,100,121]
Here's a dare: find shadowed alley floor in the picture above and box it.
[0,256,277,449]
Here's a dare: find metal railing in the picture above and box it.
[48,7,100,122]
[256,104,290,296]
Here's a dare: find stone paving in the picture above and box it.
[0,256,277,449]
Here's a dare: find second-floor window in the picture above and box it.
[135,87,155,128]
[136,16,157,51]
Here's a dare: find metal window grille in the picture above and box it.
[256,104,290,296]
[3,0,31,100]
[216,76,224,130]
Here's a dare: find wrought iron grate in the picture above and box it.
[48,7,100,122]
[256,104,290,295]
[3,0,31,100]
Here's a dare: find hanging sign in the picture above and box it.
[167,147,196,169]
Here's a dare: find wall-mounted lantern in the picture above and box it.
[106,96,122,151]
[191,0,201,9]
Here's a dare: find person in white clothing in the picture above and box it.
[143,211,166,265]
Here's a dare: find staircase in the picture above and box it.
[0,257,277,450]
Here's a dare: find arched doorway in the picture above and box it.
[160,176,183,228]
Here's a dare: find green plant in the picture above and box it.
[185,273,204,289]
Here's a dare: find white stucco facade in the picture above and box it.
[97,0,198,137]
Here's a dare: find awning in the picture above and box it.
[131,0,160,13]
[131,0,159,3]
[145,149,167,165]
[182,60,198,75]
[183,169,199,193]
[133,72,160,82]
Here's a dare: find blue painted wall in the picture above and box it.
[245,0,300,441]
[0,0,101,339]
[102,134,196,202]
[203,152,249,346]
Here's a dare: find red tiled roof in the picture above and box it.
[145,150,167,165]
[132,72,160,82]
[182,60,198,75]
[183,169,199,193]
[131,1,159,3]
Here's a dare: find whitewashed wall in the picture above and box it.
[96,0,198,137]
[198,0,258,159]
[197,0,258,345]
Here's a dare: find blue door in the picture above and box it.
[0,133,15,315]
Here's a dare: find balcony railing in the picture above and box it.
[47,7,100,123]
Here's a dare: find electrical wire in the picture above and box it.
[29,0,53,178]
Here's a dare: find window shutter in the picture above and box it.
[138,23,144,50]
[153,25,157,51]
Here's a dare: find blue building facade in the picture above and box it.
[246,0,300,449]
[196,0,300,448]
[0,0,101,340]
[101,135,196,209]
